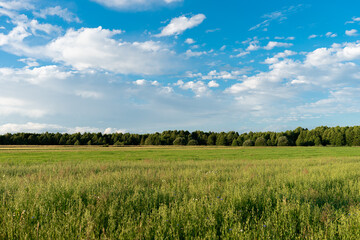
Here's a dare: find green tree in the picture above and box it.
[187,139,198,146]
[207,134,216,145]
[255,137,267,146]
[216,134,227,146]
[173,137,186,145]
[277,136,289,146]
[243,139,254,146]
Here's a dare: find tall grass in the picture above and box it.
[1,146,360,239]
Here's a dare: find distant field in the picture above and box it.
[1,146,360,239]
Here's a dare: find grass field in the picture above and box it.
[1,146,360,239]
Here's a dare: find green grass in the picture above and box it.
[1,146,360,239]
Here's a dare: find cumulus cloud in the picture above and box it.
[33,6,81,23]
[246,40,260,51]
[0,10,61,56]
[264,50,297,64]
[133,79,159,86]
[225,41,360,118]
[345,29,358,36]
[45,27,178,75]
[263,41,293,50]
[185,38,195,44]
[91,0,182,10]
[104,128,126,134]
[176,80,209,97]
[156,14,206,37]
[0,65,72,84]
[208,80,219,88]
[185,49,208,58]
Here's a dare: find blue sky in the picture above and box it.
[1,0,360,134]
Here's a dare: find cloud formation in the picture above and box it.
[156,14,206,37]
[33,6,81,23]
[45,27,178,75]
[91,0,182,11]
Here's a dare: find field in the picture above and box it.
[1,146,360,239]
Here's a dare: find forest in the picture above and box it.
[1,126,360,146]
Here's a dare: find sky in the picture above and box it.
[0,0,360,134]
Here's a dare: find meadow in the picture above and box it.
[1,146,360,239]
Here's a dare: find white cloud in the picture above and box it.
[45,27,177,75]
[345,17,360,24]
[225,41,360,118]
[246,40,260,51]
[249,5,303,31]
[264,50,297,64]
[185,49,208,58]
[185,38,195,44]
[0,122,62,134]
[134,79,147,85]
[76,91,102,99]
[263,41,293,50]
[232,50,250,58]
[0,97,47,118]
[18,58,39,67]
[326,32,337,38]
[0,122,129,134]
[33,6,81,23]
[295,88,360,115]
[308,34,318,39]
[346,29,358,36]
[134,79,161,86]
[208,80,219,88]
[205,28,220,33]
[91,0,182,10]
[0,11,61,56]
[104,128,126,134]
[0,65,72,84]
[201,70,245,80]
[220,45,226,51]
[156,14,206,37]
[176,80,209,97]
[0,0,34,11]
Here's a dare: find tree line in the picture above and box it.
[1,126,360,146]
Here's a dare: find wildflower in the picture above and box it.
[229,228,232,231]
[263,225,267,227]
[240,229,243,232]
